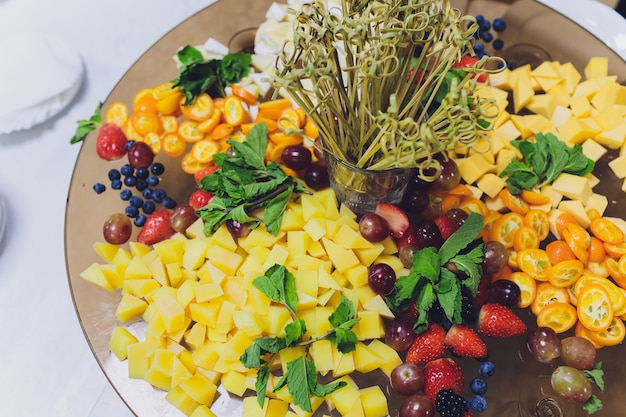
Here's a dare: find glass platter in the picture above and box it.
[64,0,626,416]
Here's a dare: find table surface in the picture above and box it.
[0,1,622,416]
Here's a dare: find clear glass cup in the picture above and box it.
[323,151,414,214]
[502,43,552,70]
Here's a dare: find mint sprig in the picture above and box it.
[196,123,309,236]
[240,264,358,410]
[582,361,604,415]
[386,212,485,333]
[70,102,102,144]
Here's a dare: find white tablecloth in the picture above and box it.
[0,0,621,416]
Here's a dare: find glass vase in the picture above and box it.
[323,151,414,214]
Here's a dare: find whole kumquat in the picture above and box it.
[561,227,590,265]
[589,217,625,244]
[587,236,608,263]
[230,84,257,106]
[458,196,489,218]
[257,97,292,120]
[133,88,158,113]
[181,152,210,175]
[554,212,580,238]
[536,302,578,334]
[210,123,235,141]
[520,189,551,205]
[546,240,577,265]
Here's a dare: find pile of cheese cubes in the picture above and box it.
[82,188,406,417]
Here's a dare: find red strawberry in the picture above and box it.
[96,122,128,161]
[193,164,220,184]
[137,209,175,245]
[453,55,487,83]
[189,189,214,210]
[433,215,459,240]
[472,277,492,310]
[394,223,416,251]
[478,303,527,339]
[406,323,447,365]
[374,203,410,238]
[396,302,420,320]
[462,412,475,417]
[422,358,464,403]
[444,325,487,358]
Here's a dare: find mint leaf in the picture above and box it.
[262,186,293,235]
[582,395,603,415]
[452,241,485,295]
[438,212,484,263]
[329,328,359,354]
[306,359,346,397]
[285,319,306,347]
[385,274,422,312]
[176,45,204,65]
[414,282,436,333]
[240,343,263,368]
[329,295,357,328]
[583,361,604,391]
[275,356,312,412]
[220,52,252,84]
[229,123,268,169]
[253,264,299,314]
[255,365,271,408]
[411,247,441,282]
[436,270,462,324]
[70,102,102,144]
[254,336,287,354]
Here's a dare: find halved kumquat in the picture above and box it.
[161,133,186,158]
[490,212,524,248]
[143,132,161,155]
[223,96,246,127]
[191,140,219,164]
[458,196,488,218]
[589,217,625,244]
[230,84,257,106]
[513,225,541,252]
[517,248,552,281]
[574,274,625,313]
[181,152,210,175]
[178,120,204,142]
[548,259,584,288]
[131,111,163,136]
[531,282,570,315]
[575,321,603,349]
[587,316,626,347]
[604,241,626,259]
[577,283,613,331]
[523,209,550,240]
[520,189,551,205]
[508,271,537,308]
[536,302,578,333]
[588,236,608,263]
[180,93,215,121]
[105,101,129,127]
[197,108,222,134]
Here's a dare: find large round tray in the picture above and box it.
[65,0,626,415]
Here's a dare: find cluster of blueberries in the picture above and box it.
[472,15,507,58]
[93,161,177,227]
[467,360,496,412]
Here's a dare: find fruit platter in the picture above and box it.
[65,0,626,416]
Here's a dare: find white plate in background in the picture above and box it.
[0,31,84,135]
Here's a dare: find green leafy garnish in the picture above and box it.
[581,361,604,414]
[196,123,309,237]
[70,102,102,144]
[499,132,594,195]
[172,46,251,104]
[240,265,358,410]
[386,212,485,333]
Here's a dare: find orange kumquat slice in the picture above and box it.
[536,302,578,333]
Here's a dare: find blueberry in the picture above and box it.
[93,183,106,194]
[129,195,144,208]
[475,14,485,23]
[493,17,507,32]
[124,176,137,187]
[481,31,493,43]
[134,213,147,227]
[135,179,148,192]
[147,176,160,187]
[470,395,488,412]
[478,361,495,377]
[136,167,149,179]
[125,205,139,218]
[108,169,121,181]
[111,179,122,190]
[163,197,177,209]
[470,377,488,395]
[150,162,165,176]
[152,188,166,203]
[492,39,504,50]
[120,164,134,177]
[120,189,132,201]
[125,140,135,152]
[441,319,452,331]
[142,201,156,215]
[142,188,153,200]
[473,43,485,54]
[480,19,491,32]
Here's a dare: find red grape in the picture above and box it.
[489,279,521,307]
[399,244,419,268]
[391,363,425,396]
[551,366,593,404]
[402,188,429,213]
[281,145,312,170]
[445,208,468,227]
[432,157,460,191]
[526,327,562,363]
[482,240,509,275]
[412,219,444,249]
[225,219,253,239]
[368,263,396,295]
[385,318,416,352]
[560,337,596,370]
[358,213,390,242]
[398,393,434,417]
[169,204,198,233]
[127,141,154,168]
[303,161,329,190]
[103,213,132,245]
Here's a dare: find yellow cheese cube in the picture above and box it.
[115,292,148,322]
[233,310,265,337]
[333,349,355,377]
[359,385,388,417]
[333,224,375,249]
[594,107,623,131]
[322,237,360,272]
[214,300,236,334]
[585,57,609,79]
[93,242,120,263]
[484,194,505,212]
[526,94,558,119]
[366,339,403,376]
[558,62,582,94]
[127,342,150,379]
[591,81,620,112]
[540,185,564,208]
[264,305,292,335]
[353,245,386,267]
[362,294,395,319]
[570,95,591,118]
[145,348,175,391]
[80,263,114,292]
[609,154,626,178]
[301,193,327,221]
[287,230,310,259]
[184,323,207,350]
[557,116,594,145]
[220,370,248,397]
[458,153,496,185]
[328,377,360,415]
[353,342,383,374]
[189,405,217,417]
[124,255,153,280]
[165,385,200,415]
[295,268,319,298]
[551,173,592,205]
[488,67,513,89]
[194,282,223,303]
[165,262,184,288]
[476,173,507,198]
[303,217,327,241]
[179,372,218,405]
[109,326,138,361]
[147,255,168,287]
[311,339,334,374]
[123,278,160,298]
[558,200,591,229]
[155,293,186,333]
[513,73,535,113]
[182,238,208,271]
[171,356,194,388]
[189,302,221,328]
[595,123,626,149]
[354,310,384,340]
[550,105,572,128]
[262,243,290,270]
[495,148,519,175]
[281,207,306,232]
[585,193,609,217]
[154,239,185,266]
[580,139,607,162]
